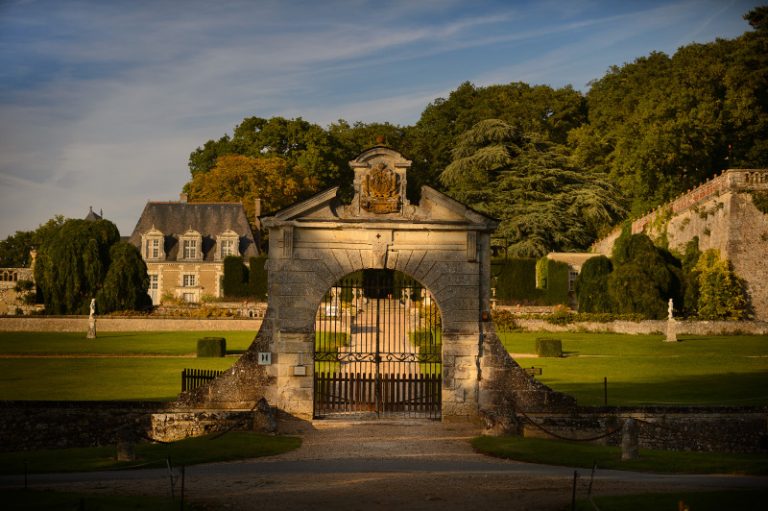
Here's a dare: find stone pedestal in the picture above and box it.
[621,418,639,460]
[87,317,96,339]
[665,319,677,342]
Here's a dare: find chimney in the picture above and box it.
[179,193,188,203]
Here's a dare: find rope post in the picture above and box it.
[603,377,608,406]
[571,470,578,511]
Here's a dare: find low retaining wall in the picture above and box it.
[0,401,276,452]
[523,406,768,453]
[512,319,768,335]
[0,316,262,332]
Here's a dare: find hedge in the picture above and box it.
[197,337,226,357]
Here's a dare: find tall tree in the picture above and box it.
[411,81,587,195]
[0,216,66,268]
[96,242,151,312]
[34,219,121,314]
[441,119,625,257]
[185,154,302,222]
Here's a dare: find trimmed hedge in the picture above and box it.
[223,256,249,297]
[535,338,562,358]
[248,255,268,299]
[197,337,226,357]
[492,258,539,302]
[536,258,570,305]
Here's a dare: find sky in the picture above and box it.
[0,0,760,240]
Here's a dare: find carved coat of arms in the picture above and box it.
[361,162,400,214]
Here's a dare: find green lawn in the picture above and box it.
[2,489,187,511]
[500,332,768,406]
[0,431,301,474]
[0,331,256,401]
[472,435,768,475]
[575,490,768,511]
[0,331,257,355]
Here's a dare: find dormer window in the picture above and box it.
[179,229,203,261]
[141,228,165,261]
[215,229,240,261]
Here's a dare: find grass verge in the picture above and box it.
[575,490,768,511]
[0,431,301,475]
[471,435,768,475]
[2,489,190,511]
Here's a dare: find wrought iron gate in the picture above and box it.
[314,269,442,419]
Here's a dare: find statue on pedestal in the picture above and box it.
[87,298,97,339]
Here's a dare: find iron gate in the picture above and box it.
[314,269,442,419]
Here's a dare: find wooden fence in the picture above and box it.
[181,368,224,392]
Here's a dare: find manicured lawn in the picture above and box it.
[0,431,301,475]
[472,435,768,475]
[0,357,236,401]
[0,331,257,355]
[500,332,768,406]
[0,331,259,400]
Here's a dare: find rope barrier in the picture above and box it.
[515,407,623,442]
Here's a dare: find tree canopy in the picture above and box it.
[440,119,625,257]
[183,7,766,255]
[34,219,149,315]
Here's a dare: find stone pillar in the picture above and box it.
[621,418,639,460]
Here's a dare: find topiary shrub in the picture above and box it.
[535,338,562,358]
[197,337,226,357]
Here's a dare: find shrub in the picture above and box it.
[197,337,226,357]
[492,309,518,331]
[535,338,562,358]
[575,256,613,313]
[606,234,682,319]
[694,249,751,320]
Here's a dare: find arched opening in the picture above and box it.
[313,269,442,419]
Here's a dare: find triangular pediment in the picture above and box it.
[262,147,498,232]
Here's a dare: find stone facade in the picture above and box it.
[128,198,259,305]
[592,169,768,320]
[177,147,574,424]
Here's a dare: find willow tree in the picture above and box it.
[34,219,120,314]
[96,242,151,312]
[440,119,626,257]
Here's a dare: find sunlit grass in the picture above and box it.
[499,332,768,406]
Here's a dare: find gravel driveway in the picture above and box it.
[4,419,766,510]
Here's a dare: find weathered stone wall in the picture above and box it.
[523,406,768,453]
[0,316,263,332]
[508,319,768,335]
[592,169,768,320]
[0,401,276,452]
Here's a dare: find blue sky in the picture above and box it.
[0,0,760,239]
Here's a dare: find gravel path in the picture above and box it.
[4,419,766,510]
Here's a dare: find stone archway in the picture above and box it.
[177,147,575,426]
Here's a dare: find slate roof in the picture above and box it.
[128,201,259,261]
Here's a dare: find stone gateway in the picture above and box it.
[178,147,572,427]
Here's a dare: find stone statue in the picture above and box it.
[87,298,97,339]
[665,298,677,342]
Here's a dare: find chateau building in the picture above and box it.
[128,196,259,305]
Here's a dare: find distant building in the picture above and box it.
[128,196,259,305]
